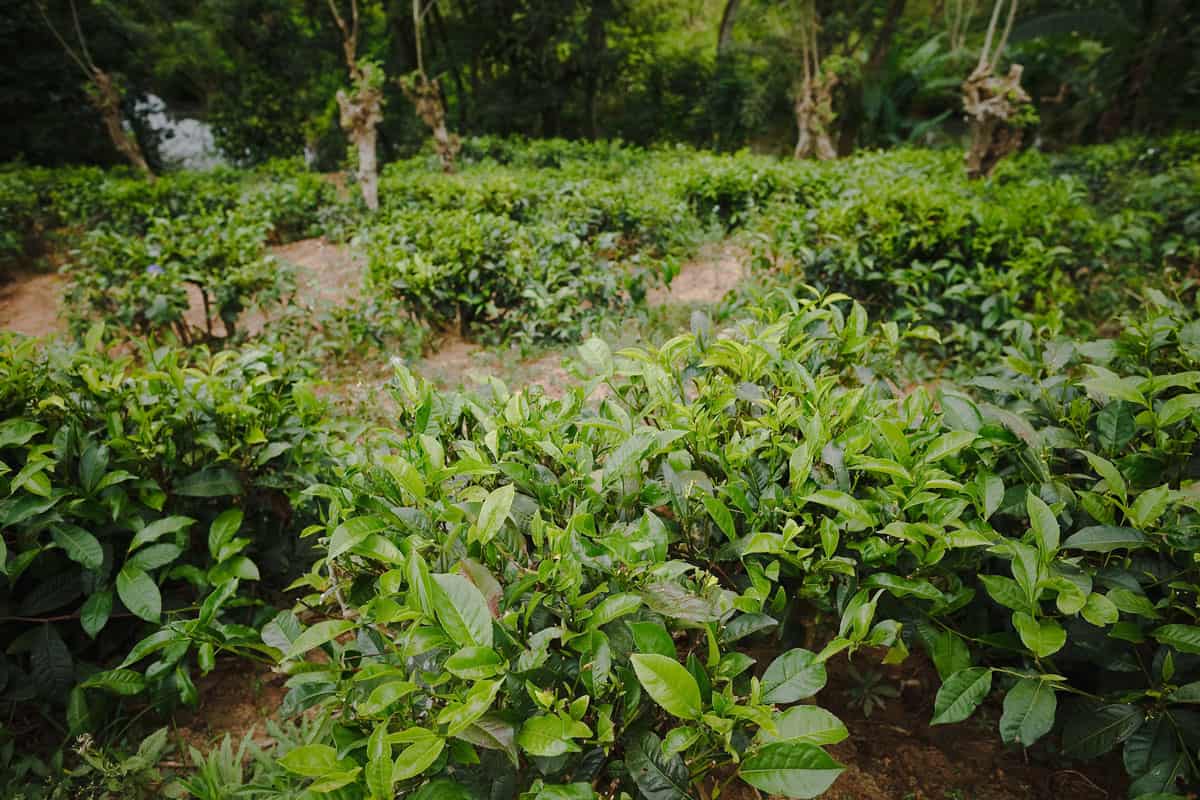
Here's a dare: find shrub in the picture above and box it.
[0,333,346,733]
[63,208,293,344]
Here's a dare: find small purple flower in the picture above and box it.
[146,263,164,276]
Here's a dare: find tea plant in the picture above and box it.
[63,209,293,344]
[0,331,348,732]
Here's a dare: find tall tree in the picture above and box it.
[792,0,837,159]
[398,0,460,172]
[36,0,153,177]
[962,0,1030,178]
[330,0,384,209]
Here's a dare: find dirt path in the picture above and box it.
[0,237,365,340]
[417,240,746,397]
[0,236,745,405]
[0,272,66,337]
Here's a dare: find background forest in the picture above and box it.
[4,0,1199,170]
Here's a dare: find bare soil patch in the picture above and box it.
[0,271,66,337]
[172,661,286,752]
[647,241,745,306]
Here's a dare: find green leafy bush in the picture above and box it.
[0,333,345,733]
[63,208,293,344]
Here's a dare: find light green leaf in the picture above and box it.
[279,744,341,777]
[739,742,844,799]
[630,653,702,719]
[761,649,827,704]
[286,619,356,659]
[922,431,977,464]
[432,573,494,649]
[392,736,445,781]
[128,516,194,553]
[759,706,848,746]
[1012,612,1067,658]
[587,593,643,631]
[1026,494,1059,555]
[473,483,516,545]
[1082,366,1146,406]
[1129,485,1171,530]
[208,509,244,559]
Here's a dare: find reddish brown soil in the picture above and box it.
[172,660,286,753]
[816,652,1126,800]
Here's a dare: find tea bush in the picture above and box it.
[0,332,348,735]
[248,285,1200,798]
[63,208,293,344]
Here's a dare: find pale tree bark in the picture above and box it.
[401,0,460,173]
[945,0,978,54]
[961,0,1031,178]
[37,0,154,178]
[793,0,837,161]
[329,0,384,210]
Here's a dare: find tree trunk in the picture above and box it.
[794,73,838,160]
[90,69,154,178]
[962,63,1029,178]
[337,79,384,209]
[401,75,460,173]
[717,0,742,55]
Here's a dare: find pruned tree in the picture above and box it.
[793,0,837,160]
[36,0,154,178]
[329,0,384,210]
[962,0,1031,178]
[398,0,460,173]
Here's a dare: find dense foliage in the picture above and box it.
[2,134,1200,799]
[7,1,1200,170]
[0,332,346,740]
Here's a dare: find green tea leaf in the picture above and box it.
[761,649,827,704]
[433,573,494,649]
[999,679,1056,746]
[739,742,844,799]
[392,736,445,781]
[286,619,356,659]
[626,731,689,800]
[1062,704,1144,759]
[208,509,244,559]
[1152,624,1200,654]
[931,667,992,725]
[759,706,848,746]
[472,483,515,545]
[174,467,242,497]
[1026,494,1059,555]
[80,669,146,696]
[279,744,341,777]
[51,525,103,571]
[1013,612,1067,658]
[630,653,702,719]
[1062,526,1147,553]
[116,565,160,623]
